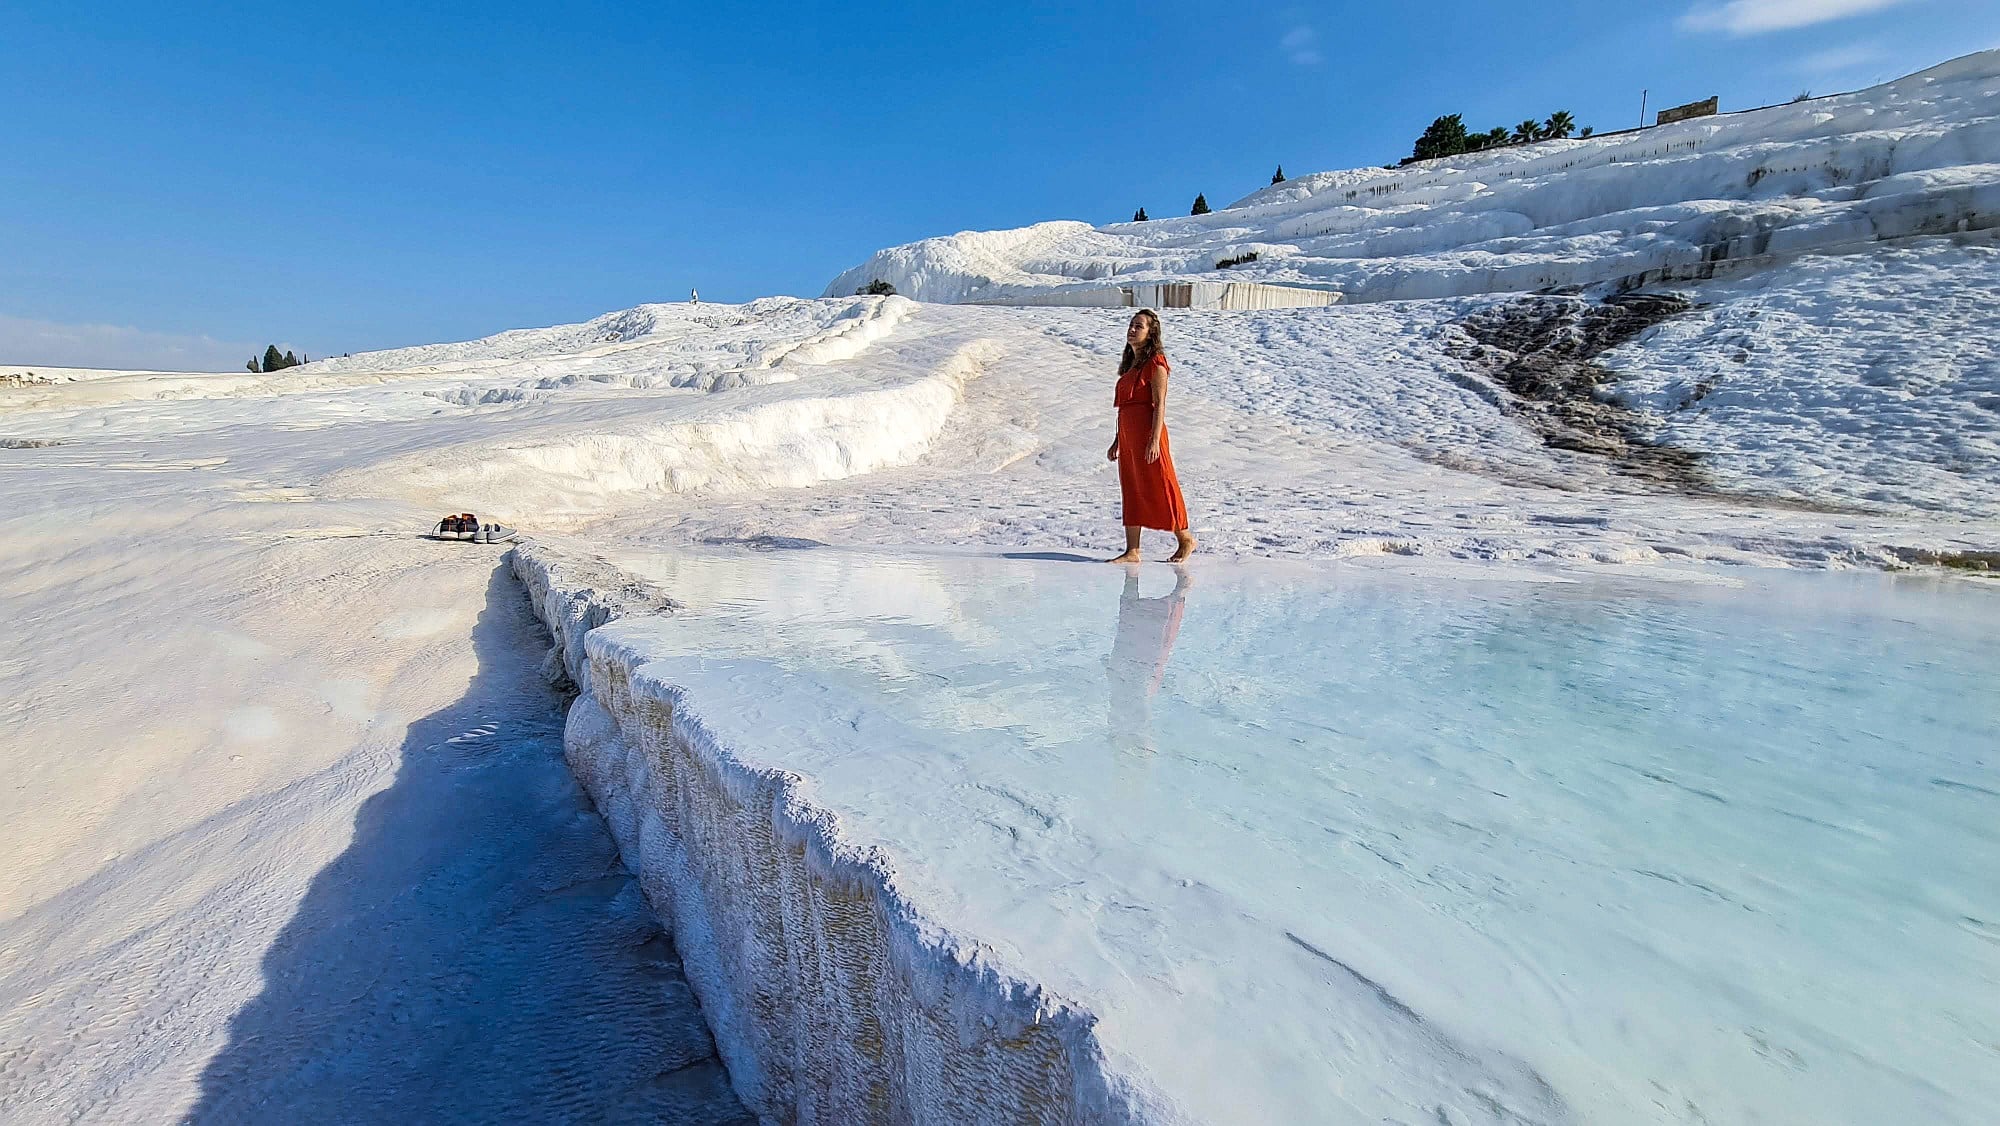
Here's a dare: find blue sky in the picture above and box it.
[3,0,1996,369]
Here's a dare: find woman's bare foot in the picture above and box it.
[1167,532,1197,563]
[1109,526,1143,564]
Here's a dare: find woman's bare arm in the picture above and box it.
[1146,364,1168,462]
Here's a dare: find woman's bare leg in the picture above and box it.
[1169,529,1197,563]
[1107,526,1143,564]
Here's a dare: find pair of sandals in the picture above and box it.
[432,513,518,544]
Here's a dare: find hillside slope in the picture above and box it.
[826,52,1999,305]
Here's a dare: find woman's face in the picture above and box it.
[1126,316,1150,349]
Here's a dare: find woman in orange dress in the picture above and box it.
[1105,309,1196,563]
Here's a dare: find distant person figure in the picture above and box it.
[690,288,700,304]
[1106,309,1196,563]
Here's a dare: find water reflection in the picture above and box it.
[1107,568,1191,753]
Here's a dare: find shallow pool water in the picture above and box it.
[598,548,2000,1125]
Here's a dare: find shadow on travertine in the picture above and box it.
[188,563,751,1125]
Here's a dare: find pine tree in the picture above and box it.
[1271,165,1285,184]
[282,350,299,368]
[1190,193,1210,216]
[247,356,261,373]
[1133,207,1149,222]
[263,345,284,372]
[1412,114,1469,161]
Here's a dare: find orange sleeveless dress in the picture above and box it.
[1115,355,1189,532]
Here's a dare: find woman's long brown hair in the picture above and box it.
[1118,308,1165,374]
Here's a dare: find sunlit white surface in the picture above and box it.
[827,52,2000,306]
[597,547,2000,1125]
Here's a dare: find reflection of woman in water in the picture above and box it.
[1107,568,1192,752]
[1106,309,1197,564]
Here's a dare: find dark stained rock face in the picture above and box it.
[1452,293,1706,490]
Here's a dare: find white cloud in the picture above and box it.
[0,314,271,373]
[1681,0,1917,35]
[1794,43,1887,74]
[1280,25,1321,66]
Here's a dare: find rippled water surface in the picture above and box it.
[599,548,2000,1125]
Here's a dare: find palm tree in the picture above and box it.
[1512,119,1541,144]
[1579,126,1594,139]
[1483,127,1511,148]
[1543,110,1576,139]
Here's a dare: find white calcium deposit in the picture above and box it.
[516,544,2000,1125]
[827,52,2000,305]
[513,543,1156,1124]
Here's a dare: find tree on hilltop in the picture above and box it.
[1578,126,1594,138]
[1190,193,1210,215]
[1512,119,1542,143]
[250,345,305,372]
[1133,207,1149,222]
[1412,114,1469,161]
[1271,165,1286,184]
[1542,110,1576,139]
